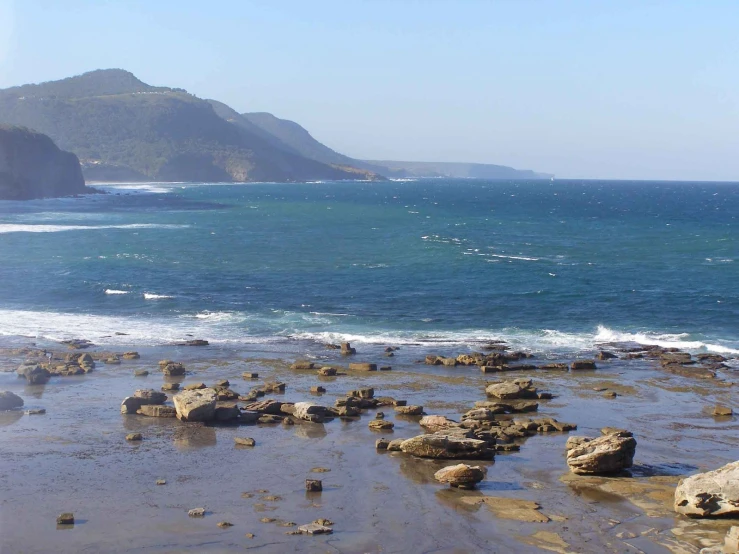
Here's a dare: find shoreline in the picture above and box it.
[1,334,737,553]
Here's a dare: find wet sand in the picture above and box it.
[0,338,737,553]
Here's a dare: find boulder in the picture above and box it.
[713,405,733,417]
[348,387,374,399]
[56,513,74,525]
[0,391,24,410]
[318,367,337,376]
[126,433,143,441]
[162,362,186,376]
[400,434,495,459]
[674,461,739,517]
[340,342,356,355]
[234,437,255,446]
[121,396,143,414]
[566,431,636,474]
[122,352,140,360]
[214,403,241,421]
[349,362,377,371]
[571,360,597,370]
[17,363,51,385]
[245,399,284,414]
[293,402,330,423]
[387,439,405,451]
[305,479,323,492]
[369,420,394,431]
[462,408,496,422]
[161,383,180,391]
[434,463,487,489]
[419,415,458,433]
[291,360,315,370]
[395,405,424,416]
[173,389,217,422]
[134,369,149,377]
[183,382,206,390]
[134,389,167,405]
[485,378,538,400]
[138,405,176,417]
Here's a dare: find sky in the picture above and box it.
[0,0,737,181]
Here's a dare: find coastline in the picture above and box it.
[0,333,736,553]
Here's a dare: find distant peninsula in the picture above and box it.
[0,69,549,184]
[0,125,94,200]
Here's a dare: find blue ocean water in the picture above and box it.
[0,179,737,354]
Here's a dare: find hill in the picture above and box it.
[0,125,92,200]
[241,111,549,180]
[0,69,381,183]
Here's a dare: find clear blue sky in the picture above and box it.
[1,0,737,180]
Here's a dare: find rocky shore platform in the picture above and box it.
[0,336,737,553]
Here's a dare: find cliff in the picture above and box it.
[0,125,90,200]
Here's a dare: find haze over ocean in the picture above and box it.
[1,179,737,355]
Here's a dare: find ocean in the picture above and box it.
[1,179,738,356]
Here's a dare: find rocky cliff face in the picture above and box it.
[0,125,90,200]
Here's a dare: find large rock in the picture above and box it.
[0,391,24,410]
[173,389,217,422]
[162,362,186,376]
[434,464,487,489]
[400,434,495,460]
[419,415,458,433]
[293,402,330,423]
[16,363,51,384]
[138,405,176,418]
[0,125,90,200]
[134,389,166,404]
[485,378,538,400]
[349,362,377,371]
[674,461,739,518]
[565,431,636,475]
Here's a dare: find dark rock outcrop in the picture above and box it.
[0,125,91,200]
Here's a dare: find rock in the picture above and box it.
[138,405,176,418]
[179,339,209,347]
[215,403,241,421]
[183,383,206,390]
[310,386,326,394]
[56,513,74,525]
[217,521,233,528]
[234,437,256,447]
[16,364,51,384]
[0,391,24,411]
[122,352,140,359]
[434,463,487,489]
[291,361,315,370]
[395,405,424,416]
[400,434,495,459]
[134,389,167,404]
[375,412,385,419]
[173,389,217,422]
[134,370,149,377]
[348,387,374,399]
[340,342,356,355]
[379,366,392,371]
[263,381,286,393]
[317,367,337,376]
[305,479,322,492]
[485,378,539,400]
[238,409,260,423]
[420,415,458,433]
[713,405,733,417]
[726,527,739,553]
[376,438,390,450]
[243,372,259,379]
[156,479,166,485]
[298,523,332,535]
[566,432,637,474]
[293,402,330,423]
[540,363,569,371]
[120,396,143,414]
[161,383,180,391]
[25,408,46,415]
[570,360,597,370]
[463,408,496,421]
[674,461,739,517]
[103,357,120,365]
[162,362,186,376]
[188,508,205,517]
[126,433,142,441]
[214,379,230,387]
[258,415,283,424]
[369,420,394,431]
[349,362,377,371]
[387,439,405,451]
[596,351,617,360]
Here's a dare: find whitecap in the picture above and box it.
[104,289,130,295]
[143,293,174,300]
[0,223,189,234]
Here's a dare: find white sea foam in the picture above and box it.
[95,183,180,194]
[143,293,174,300]
[104,289,130,295]
[0,223,189,234]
